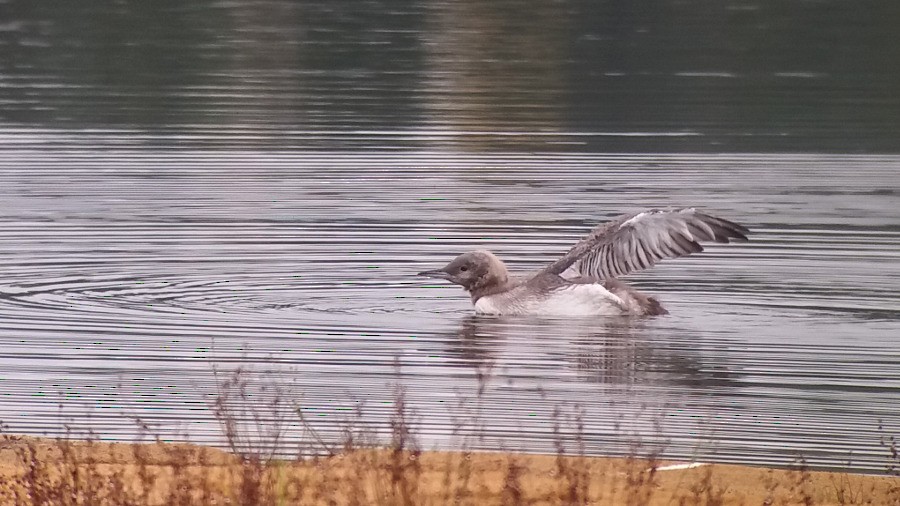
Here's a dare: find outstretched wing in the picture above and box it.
[540,208,749,281]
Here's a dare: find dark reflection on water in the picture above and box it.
[1,1,899,151]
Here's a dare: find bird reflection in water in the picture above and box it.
[443,316,741,391]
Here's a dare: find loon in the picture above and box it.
[418,208,749,316]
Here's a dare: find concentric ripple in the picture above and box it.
[0,148,898,471]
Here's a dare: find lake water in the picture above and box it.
[1,1,899,473]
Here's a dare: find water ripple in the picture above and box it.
[0,150,898,472]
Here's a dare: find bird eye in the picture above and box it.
[459,266,468,272]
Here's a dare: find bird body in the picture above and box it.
[418,208,749,317]
[473,281,629,316]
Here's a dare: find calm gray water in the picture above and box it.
[1,149,897,472]
[1,1,899,473]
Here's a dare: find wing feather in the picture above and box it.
[540,208,749,281]
[635,240,650,270]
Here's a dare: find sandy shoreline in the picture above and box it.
[1,434,898,505]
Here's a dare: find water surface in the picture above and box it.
[1,149,898,472]
[1,0,899,473]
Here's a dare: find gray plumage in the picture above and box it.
[419,208,749,316]
[544,208,749,281]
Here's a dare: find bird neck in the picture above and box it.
[468,269,511,302]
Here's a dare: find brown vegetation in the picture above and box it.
[1,435,898,506]
[0,367,896,506]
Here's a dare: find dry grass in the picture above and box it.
[0,368,897,506]
[1,436,898,506]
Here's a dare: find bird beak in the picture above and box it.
[418,269,453,281]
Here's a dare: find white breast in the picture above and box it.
[473,296,503,315]
[474,283,628,316]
